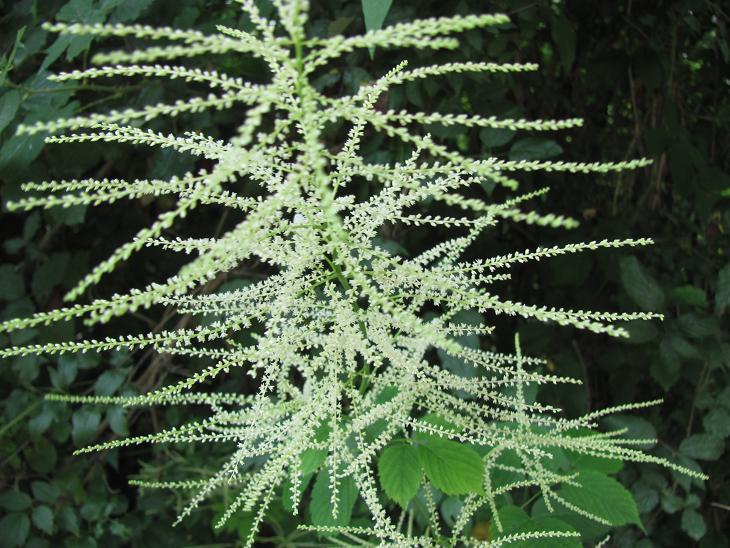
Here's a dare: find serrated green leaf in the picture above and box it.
[417,438,484,496]
[681,508,706,541]
[0,90,21,134]
[30,482,60,504]
[679,433,724,461]
[72,409,101,446]
[0,513,30,547]
[558,470,642,529]
[26,438,57,475]
[619,256,665,312]
[32,505,53,535]
[0,491,32,512]
[378,444,422,507]
[107,406,128,436]
[57,507,79,536]
[310,468,358,527]
[94,369,126,396]
[0,265,25,301]
[703,408,730,438]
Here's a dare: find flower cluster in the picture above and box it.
[2,1,702,546]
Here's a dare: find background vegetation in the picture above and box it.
[0,0,727,546]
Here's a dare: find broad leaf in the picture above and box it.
[417,438,484,496]
[679,433,724,461]
[0,513,30,547]
[558,471,642,529]
[378,444,422,507]
[620,256,665,311]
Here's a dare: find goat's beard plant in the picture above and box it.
[1,1,703,546]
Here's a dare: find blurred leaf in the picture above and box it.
[620,256,665,312]
[30,482,60,504]
[671,285,707,307]
[0,265,25,301]
[0,90,22,134]
[716,263,730,313]
[72,409,101,446]
[31,505,53,535]
[550,15,577,74]
[0,513,30,548]
[601,415,657,450]
[479,127,514,148]
[703,408,730,438]
[94,369,126,396]
[679,433,724,461]
[681,508,707,541]
[26,438,57,474]
[509,137,562,161]
[0,491,32,512]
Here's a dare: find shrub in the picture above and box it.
[1,1,703,545]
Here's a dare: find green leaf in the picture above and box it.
[57,507,79,536]
[621,320,659,344]
[0,513,30,547]
[30,482,60,504]
[300,448,327,475]
[0,265,25,301]
[72,409,101,446]
[681,508,707,541]
[715,263,730,313]
[679,433,724,461]
[619,256,665,312]
[362,0,393,57]
[310,468,358,527]
[558,470,642,529]
[26,438,57,475]
[417,438,484,496]
[671,285,707,307]
[32,505,53,535]
[601,415,657,450]
[479,127,514,148]
[107,406,128,436]
[362,0,393,31]
[31,253,70,302]
[94,369,126,396]
[509,138,563,161]
[550,15,577,74]
[0,491,32,512]
[0,90,21,134]
[703,408,730,438]
[378,444,422,507]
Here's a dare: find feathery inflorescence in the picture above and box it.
[2,1,703,546]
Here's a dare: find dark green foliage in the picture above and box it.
[1,0,727,545]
